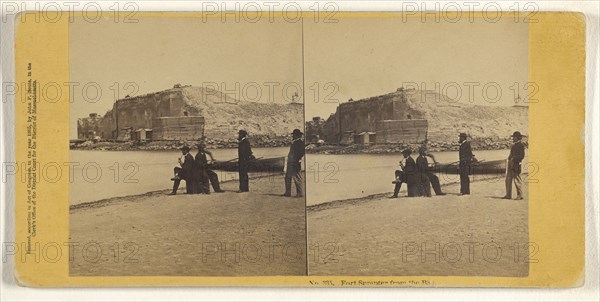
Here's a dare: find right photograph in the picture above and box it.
[304,16,530,276]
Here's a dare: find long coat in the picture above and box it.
[288,139,305,164]
[179,153,195,180]
[193,151,210,182]
[459,141,474,164]
[238,138,253,163]
[508,141,525,173]
[403,156,417,184]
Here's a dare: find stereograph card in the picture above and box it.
[7,11,586,288]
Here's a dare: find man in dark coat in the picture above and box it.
[194,142,224,194]
[415,147,432,197]
[390,149,418,198]
[502,131,526,200]
[169,146,196,195]
[237,130,253,193]
[416,146,446,196]
[458,132,476,195]
[283,129,305,197]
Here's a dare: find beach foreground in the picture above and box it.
[69,174,307,276]
[307,177,529,277]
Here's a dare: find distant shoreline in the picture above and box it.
[70,135,292,151]
[306,139,515,155]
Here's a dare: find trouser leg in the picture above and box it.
[172,179,180,193]
[206,170,221,191]
[461,173,470,194]
[284,165,293,195]
[427,173,443,195]
[514,173,523,198]
[393,170,403,197]
[460,164,470,194]
[420,174,432,197]
[505,169,513,198]
[197,170,209,194]
[292,163,304,197]
[239,162,249,192]
[185,179,195,194]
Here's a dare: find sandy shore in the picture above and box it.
[69,173,307,276]
[307,177,529,277]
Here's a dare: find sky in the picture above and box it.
[69,14,528,136]
[69,14,303,137]
[303,16,528,120]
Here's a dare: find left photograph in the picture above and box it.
[68,15,306,276]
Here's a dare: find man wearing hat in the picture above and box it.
[458,133,475,195]
[169,145,196,195]
[502,131,526,200]
[391,148,418,198]
[416,146,447,197]
[237,130,254,193]
[194,142,225,194]
[283,129,305,197]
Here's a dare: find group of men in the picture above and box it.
[168,128,305,197]
[169,142,225,195]
[390,146,447,198]
[390,131,526,200]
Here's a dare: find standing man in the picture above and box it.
[169,146,196,195]
[458,133,475,195]
[503,131,525,200]
[417,146,446,196]
[283,129,305,197]
[237,130,253,193]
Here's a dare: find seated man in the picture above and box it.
[194,142,224,194]
[391,149,418,198]
[416,146,446,196]
[169,146,196,195]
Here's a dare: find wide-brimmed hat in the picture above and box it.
[292,129,303,136]
[401,148,412,156]
[180,145,191,152]
[511,131,523,139]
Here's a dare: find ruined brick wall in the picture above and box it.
[338,97,395,135]
[375,119,428,144]
[322,112,340,143]
[90,89,202,140]
[78,86,303,141]
[152,116,205,140]
[326,91,426,144]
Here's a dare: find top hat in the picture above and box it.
[292,129,303,136]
